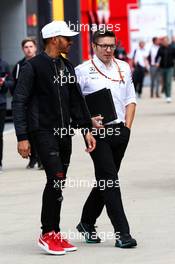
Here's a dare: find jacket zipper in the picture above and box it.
[53,61,65,128]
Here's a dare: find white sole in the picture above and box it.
[64,246,77,252]
[38,241,66,255]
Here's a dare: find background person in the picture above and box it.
[12,38,42,169]
[0,57,13,172]
[148,37,161,98]
[114,40,127,61]
[132,41,149,98]
[170,36,175,79]
[155,36,175,103]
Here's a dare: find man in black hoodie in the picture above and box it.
[0,58,13,171]
[12,20,96,255]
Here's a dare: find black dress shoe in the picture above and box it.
[76,222,101,243]
[115,234,137,248]
[38,163,44,170]
[26,159,37,169]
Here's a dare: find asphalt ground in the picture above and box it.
[0,86,175,264]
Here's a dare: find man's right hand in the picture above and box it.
[91,115,104,129]
[17,140,31,158]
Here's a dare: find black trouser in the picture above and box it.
[0,108,6,166]
[31,131,72,234]
[81,124,130,236]
[133,64,145,96]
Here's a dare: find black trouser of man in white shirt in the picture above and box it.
[133,63,146,98]
[81,123,131,234]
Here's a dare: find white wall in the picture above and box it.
[141,0,175,37]
[128,0,175,54]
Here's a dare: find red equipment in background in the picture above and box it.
[80,0,138,61]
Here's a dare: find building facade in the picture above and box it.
[0,0,52,68]
[0,0,141,68]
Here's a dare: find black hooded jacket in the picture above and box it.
[12,52,92,141]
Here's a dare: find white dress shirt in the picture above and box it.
[134,48,148,68]
[75,55,136,124]
[149,44,159,65]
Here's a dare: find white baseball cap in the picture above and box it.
[41,20,79,39]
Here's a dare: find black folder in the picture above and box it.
[85,88,117,124]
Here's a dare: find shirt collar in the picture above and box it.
[93,54,113,70]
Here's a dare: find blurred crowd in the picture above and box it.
[114,36,175,102]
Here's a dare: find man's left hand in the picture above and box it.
[91,115,104,129]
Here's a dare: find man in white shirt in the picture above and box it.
[75,29,137,248]
[148,37,160,97]
[132,41,149,98]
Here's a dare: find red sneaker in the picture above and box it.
[38,231,65,255]
[54,232,77,252]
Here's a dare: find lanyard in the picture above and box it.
[91,58,125,83]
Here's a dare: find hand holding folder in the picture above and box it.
[85,88,117,124]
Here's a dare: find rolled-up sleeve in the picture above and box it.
[124,65,137,106]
